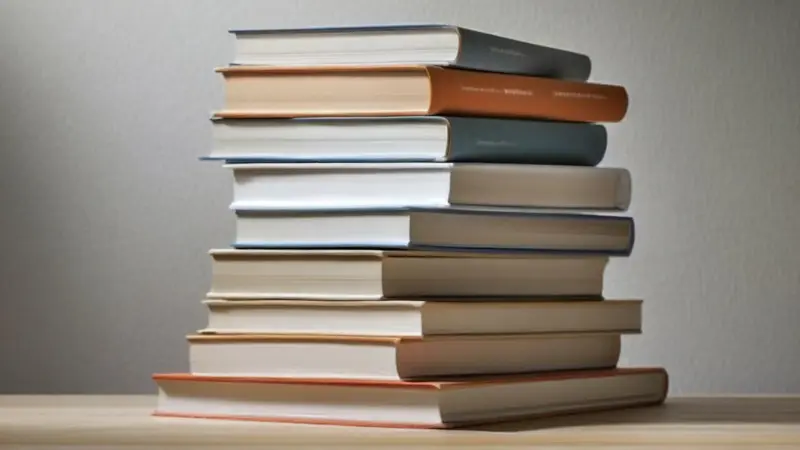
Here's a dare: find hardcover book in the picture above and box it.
[215,65,629,123]
[225,162,632,211]
[229,24,592,80]
[186,333,624,379]
[153,368,669,428]
[206,116,608,165]
[206,249,610,299]
[232,207,636,256]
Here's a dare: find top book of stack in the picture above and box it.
[228,24,591,80]
[216,24,628,123]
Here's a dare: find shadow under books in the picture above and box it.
[469,397,800,432]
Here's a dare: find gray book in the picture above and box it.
[230,24,591,80]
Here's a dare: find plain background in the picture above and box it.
[1,0,799,394]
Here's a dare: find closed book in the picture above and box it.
[214,65,628,123]
[207,249,609,300]
[230,24,592,80]
[206,116,608,166]
[153,368,669,428]
[187,333,622,380]
[232,207,636,256]
[226,162,632,211]
[200,299,642,336]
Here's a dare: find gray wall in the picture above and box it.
[1,0,798,394]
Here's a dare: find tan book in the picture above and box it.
[206,249,609,299]
[214,65,628,123]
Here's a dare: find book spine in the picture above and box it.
[445,117,607,166]
[454,28,591,81]
[409,210,636,256]
[427,68,629,123]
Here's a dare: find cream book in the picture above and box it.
[200,299,642,336]
[153,368,669,428]
[188,333,622,380]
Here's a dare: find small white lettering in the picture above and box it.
[461,85,534,97]
[461,85,502,94]
[489,46,526,58]
[503,88,533,96]
[552,91,608,100]
[476,140,518,147]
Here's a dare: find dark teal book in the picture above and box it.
[231,207,635,256]
[205,116,607,166]
[230,24,591,80]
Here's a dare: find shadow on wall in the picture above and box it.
[0,2,229,393]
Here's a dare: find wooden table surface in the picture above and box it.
[1,395,799,449]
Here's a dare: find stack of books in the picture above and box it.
[153,24,668,429]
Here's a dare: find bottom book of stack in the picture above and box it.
[153,368,667,429]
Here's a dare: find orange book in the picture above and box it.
[152,368,668,429]
[214,65,628,123]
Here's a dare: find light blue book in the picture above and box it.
[231,206,635,256]
[230,24,591,80]
[204,116,607,166]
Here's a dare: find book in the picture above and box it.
[232,207,635,255]
[187,333,622,380]
[229,24,591,80]
[200,299,642,336]
[153,368,669,428]
[207,249,609,299]
[206,116,608,165]
[214,65,628,123]
[225,162,631,211]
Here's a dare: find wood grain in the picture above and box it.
[0,395,798,448]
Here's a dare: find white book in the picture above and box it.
[200,299,642,336]
[227,162,631,211]
[154,368,669,428]
[188,333,622,380]
[207,249,609,299]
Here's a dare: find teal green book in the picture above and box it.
[205,116,607,166]
[231,207,635,256]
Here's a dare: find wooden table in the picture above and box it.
[1,395,799,449]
